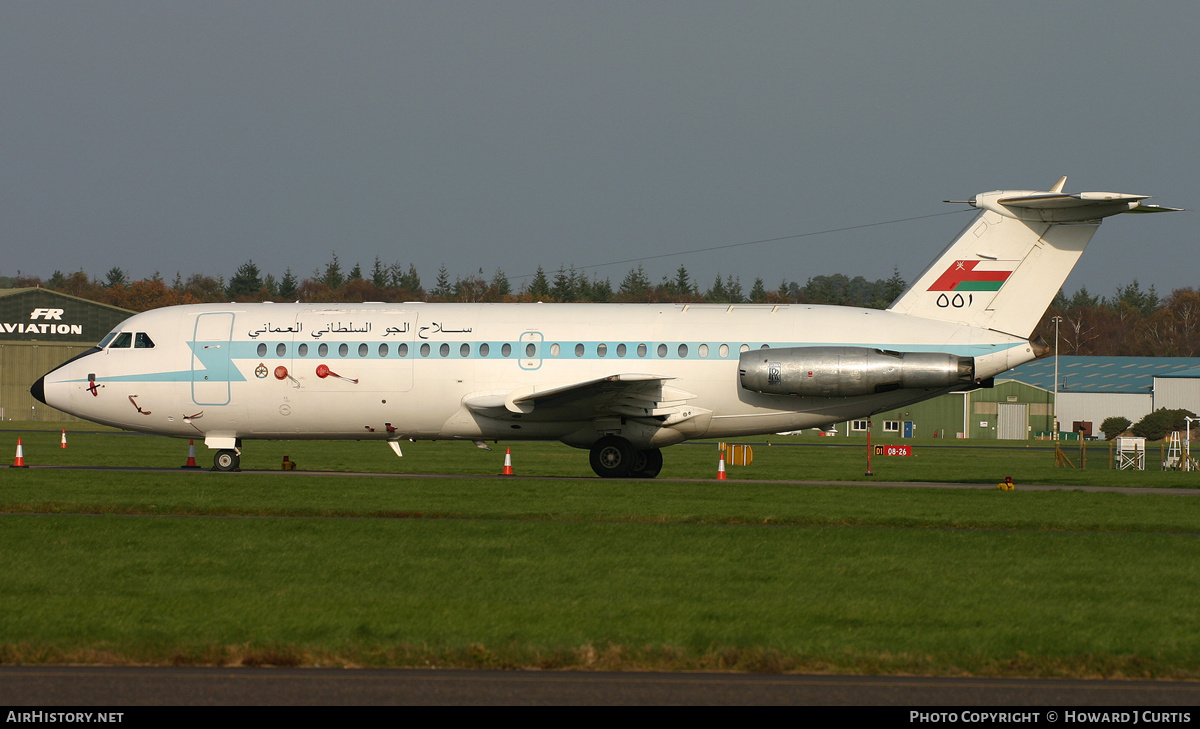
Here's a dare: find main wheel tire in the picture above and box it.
[630,448,663,478]
[589,436,635,478]
[213,449,240,472]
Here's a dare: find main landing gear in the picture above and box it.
[588,436,662,479]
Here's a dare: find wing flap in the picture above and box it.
[462,374,700,423]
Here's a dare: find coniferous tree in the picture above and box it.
[1069,286,1100,309]
[705,274,729,303]
[725,274,744,303]
[105,267,129,288]
[401,264,423,297]
[749,277,768,303]
[618,265,652,301]
[278,268,298,300]
[432,265,452,300]
[526,266,551,301]
[883,267,907,304]
[551,266,578,302]
[226,260,263,299]
[490,268,511,298]
[320,253,344,290]
[586,276,614,302]
[673,265,694,298]
[371,257,387,288]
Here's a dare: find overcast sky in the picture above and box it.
[2,2,1195,297]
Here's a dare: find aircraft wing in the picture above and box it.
[462,374,701,424]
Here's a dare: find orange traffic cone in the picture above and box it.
[11,438,28,468]
[717,451,727,480]
[60,429,68,449]
[181,440,200,469]
[500,447,514,476]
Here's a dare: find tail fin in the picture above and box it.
[888,178,1180,338]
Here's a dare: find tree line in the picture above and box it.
[3,255,907,310]
[5,257,1197,356]
[1034,281,1200,358]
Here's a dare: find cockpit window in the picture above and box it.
[109,332,133,349]
[97,332,118,348]
[134,332,155,349]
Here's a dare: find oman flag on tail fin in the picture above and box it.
[927,260,1020,293]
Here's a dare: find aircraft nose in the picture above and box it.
[30,376,47,406]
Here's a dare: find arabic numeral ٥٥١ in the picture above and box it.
[936,293,973,308]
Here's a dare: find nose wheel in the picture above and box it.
[213,449,241,472]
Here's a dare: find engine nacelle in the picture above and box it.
[739,346,974,398]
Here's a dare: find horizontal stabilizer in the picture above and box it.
[1125,204,1185,214]
[997,192,1150,209]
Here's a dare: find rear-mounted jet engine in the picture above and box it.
[739,346,974,398]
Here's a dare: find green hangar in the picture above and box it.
[0,288,133,422]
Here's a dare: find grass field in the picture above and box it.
[2,422,1199,676]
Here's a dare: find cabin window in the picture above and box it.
[277,343,287,357]
[440,343,450,357]
[135,333,155,349]
[677,344,688,358]
[398,343,408,357]
[574,343,584,357]
[657,343,667,358]
[318,343,329,357]
[698,344,709,358]
[851,420,869,431]
[637,343,647,358]
[525,343,536,357]
[719,344,729,358]
[479,343,490,357]
[257,343,267,357]
[358,343,369,357]
[298,343,309,357]
[378,343,388,357]
[616,343,627,357]
[420,343,430,357]
[597,343,607,357]
[109,332,132,349]
[338,343,349,357]
[501,343,512,357]
[549,343,560,357]
[460,343,470,357]
[760,344,770,349]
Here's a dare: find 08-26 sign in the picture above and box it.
[873,445,913,457]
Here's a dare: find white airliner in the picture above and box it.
[32,179,1178,476]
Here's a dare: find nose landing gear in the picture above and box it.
[213,449,241,472]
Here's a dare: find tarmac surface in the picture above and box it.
[25,463,1200,496]
[3,665,1200,706]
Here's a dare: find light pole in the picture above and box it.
[1187,416,1198,471]
[1051,315,1063,440]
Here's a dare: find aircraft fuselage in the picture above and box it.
[34,301,1032,459]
